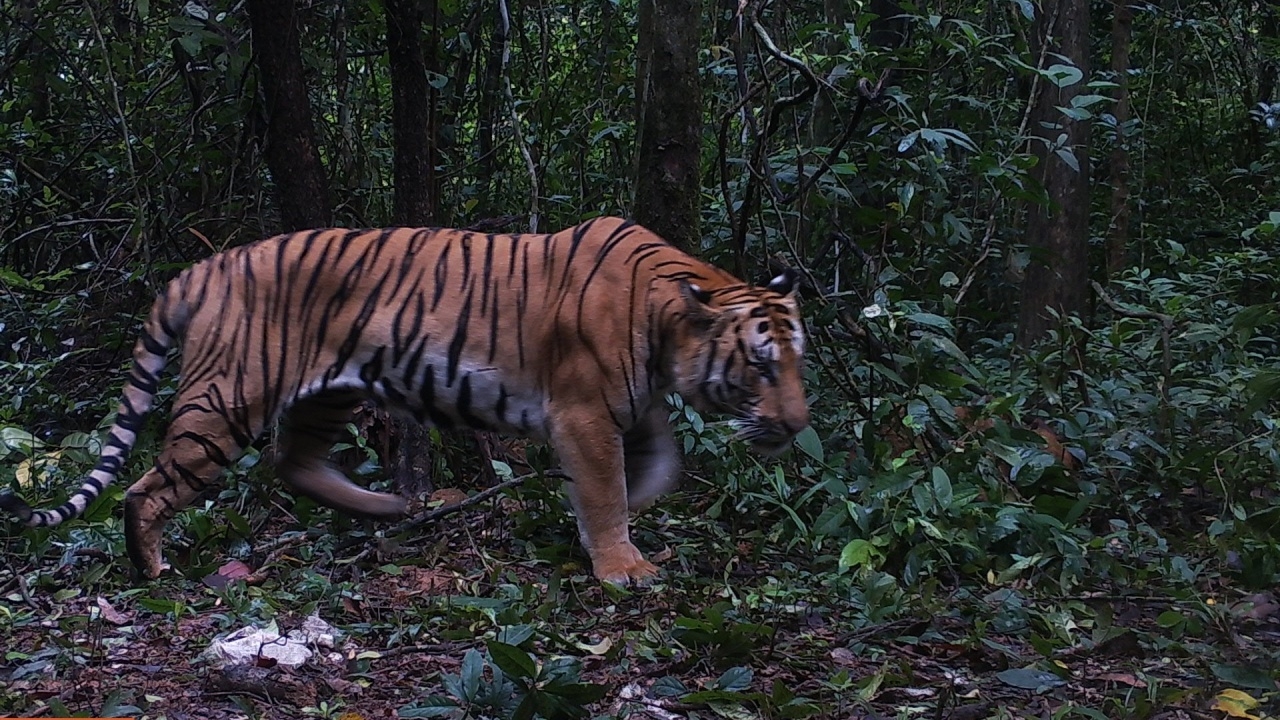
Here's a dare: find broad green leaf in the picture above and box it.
[497,623,536,647]
[650,676,687,697]
[398,697,461,718]
[839,539,881,572]
[794,426,824,462]
[486,640,537,679]
[490,459,514,479]
[460,648,484,700]
[1044,63,1083,87]
[931,466,953,508]
[714,666,754,692]
[1210,663,1278,691]
[1054,147,1081,172]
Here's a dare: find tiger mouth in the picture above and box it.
[735,420,799,456]
[749,438,793,457]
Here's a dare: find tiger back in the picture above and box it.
[0,217,810,585]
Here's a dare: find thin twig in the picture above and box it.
[388,470,565,537]
[952,209,999,306]
[781,74,886,204]
[336,469,568,561]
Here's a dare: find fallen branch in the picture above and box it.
[333,469,569,561]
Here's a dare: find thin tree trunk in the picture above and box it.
[476,3,507,217]
[633,0,702,252]
[1017,0,1091,346]
[385,0,437,225]
[1106,0,1132,280]
[383,0,441,496]
[247,0,332,231]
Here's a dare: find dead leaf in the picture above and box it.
[203,559,254,589]
[831,647,857,666]
[1098,673,1146,688]
[342,596,364,617]
[1213,688,1262,719]
[1231,592,1279,622]
[651,545,674,563]
[95,596,130,625]
[429,488,469,508]
[408,567,456,596]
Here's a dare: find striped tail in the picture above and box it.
[0,292,184,527]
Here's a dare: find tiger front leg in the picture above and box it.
[551,410,660,586]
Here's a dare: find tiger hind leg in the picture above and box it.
[277,398,407,518]
[125,405,256,579]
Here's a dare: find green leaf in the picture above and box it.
[1210,663,1278,691]
[1071,93,1111,108]
[931,467,953,509]
[794,426,824,463]
[486,640,537,679]
[1054,147,1081,172]
[714,666,754,692]
[1245,370,1280,413]
[497,623,536,647]
[838,539,881,572]
[907,312,954,332]
[1043,63,1083,87]
[460,648,484,700]
[651,676,688,698]
[398,696,461,717]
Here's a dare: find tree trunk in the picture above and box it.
[1016,0,1091,347]
[1105,0,1132,281]
[475,1,508,217]
[385,0,438,225]
[247,0,332,231]
[633,0,703,252]
[383,0,442,497]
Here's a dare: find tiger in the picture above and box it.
[0,216,810,585]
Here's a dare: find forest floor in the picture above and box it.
[1,479,1279,720]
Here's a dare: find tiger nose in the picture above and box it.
[780,404,811,438]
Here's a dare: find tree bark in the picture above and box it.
[1105,0,1132,281]
[1016,0,1091,347]
[247,0,332,231]
[385,0,438,225]
[633,0,703,252]
[475,1,508,217]
[383,0,442,496]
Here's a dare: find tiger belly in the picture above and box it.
[300,358,549,439]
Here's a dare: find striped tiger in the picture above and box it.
[0,217,810,585]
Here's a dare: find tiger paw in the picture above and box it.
[591,545,661,587]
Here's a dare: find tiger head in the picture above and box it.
[672,269,810,455]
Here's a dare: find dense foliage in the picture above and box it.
[2,1,1279,718]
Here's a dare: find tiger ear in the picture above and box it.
[678,279,717,324]
[765,268,800,296]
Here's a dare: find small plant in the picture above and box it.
[398,643,606,720]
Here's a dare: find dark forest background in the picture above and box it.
[2,1,1279,718]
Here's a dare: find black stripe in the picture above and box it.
[446,287,475,386]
